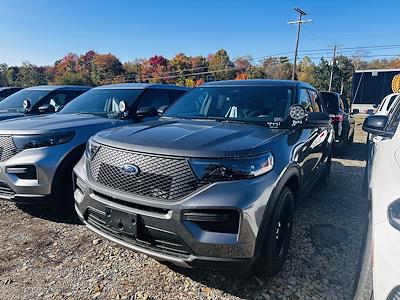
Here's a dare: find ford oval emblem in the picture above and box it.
[119,164,140,175]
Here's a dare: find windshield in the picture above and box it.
[321,92,339,114]
[0,89,50,112]
[163,86,294,126]
[60,89,144,117]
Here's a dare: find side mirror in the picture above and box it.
[362,115,393,138]
[352,108,359,115]
[38,104,55,114]
[136,106,157,118]
[373,103,379,109]
[305,112,331,128]
[157,105,169,116]
[22,99,31,112]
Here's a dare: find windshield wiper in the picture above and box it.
[208,117,248,124]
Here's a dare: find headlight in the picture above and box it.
[12,131,75,149]
[189,153,274,182]
[85,137,100,160]
[388,199,400,231]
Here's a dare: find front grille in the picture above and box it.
[0,136,20,162]
[89,145,204,201]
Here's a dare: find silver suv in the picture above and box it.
[0,83,188,205]
[74,80,333,276]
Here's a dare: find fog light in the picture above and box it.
[388,199,400,231]
[183,209,240,234]
[387,286,400,300]
[6,165,36,180]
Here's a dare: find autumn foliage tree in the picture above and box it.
[0,47,399,99]
[208,49,236,81]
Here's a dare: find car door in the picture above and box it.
[308,89,331,172]
[296,88,326,189]
[367,101,400,190]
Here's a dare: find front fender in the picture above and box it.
[253,163,301,255]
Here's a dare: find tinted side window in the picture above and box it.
[0,89,20,100]
[168,90,186,104]
[307,90,322,112]
[341,96,350,112]
[387,103,400,133]
[39,90,81,112]
[387,95,399,111]
[299,88,313,112]
[136,89,170,110]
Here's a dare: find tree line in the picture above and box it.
[0,49,399,98]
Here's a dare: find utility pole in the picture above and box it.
[328,45,342,91]
[288,8,312,81]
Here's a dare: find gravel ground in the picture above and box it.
[0,122,369,300]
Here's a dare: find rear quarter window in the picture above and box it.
[168,89,187,103]
[321,93,339,114]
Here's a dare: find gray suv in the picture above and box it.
[0,83,188,205]
[74,80,334,276]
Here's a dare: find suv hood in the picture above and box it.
[0,109,24,121]
[94,119,287,158]
[0,113,125,135]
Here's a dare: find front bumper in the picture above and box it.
[0,145,69,203]
[74,156,277,270]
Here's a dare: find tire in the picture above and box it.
[317,152,332,187]
[255,187,295,277]
[348,131,354,145]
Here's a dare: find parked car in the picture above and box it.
[0,87,22,101]
[375,92,400,116]
[0,85,91,121]
[320,91,355,153]
[0,83,188,205]
[74,80,334,276]
[354,100,400,299]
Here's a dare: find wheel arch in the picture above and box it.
[51,143,86,195]
[253,164,302,256]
